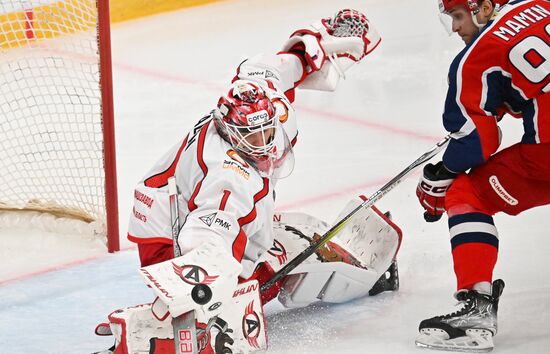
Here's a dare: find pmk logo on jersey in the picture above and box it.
[246,110,269,125]
[242,300,261,349]
[199,212,232,230]
[172,262,219,286]
[267,239,288,265]
[199,212,217,226]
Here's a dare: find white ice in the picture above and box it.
[1,0,549,353]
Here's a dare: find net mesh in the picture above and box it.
[330,9,369,38]
[0,1,106,231]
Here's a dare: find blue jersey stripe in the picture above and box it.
[449,213,495,228]
[451,232,500,250]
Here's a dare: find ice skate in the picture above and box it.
[91,344,114,354]
[415,279,504,353]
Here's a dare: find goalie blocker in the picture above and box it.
[95,197,402,354]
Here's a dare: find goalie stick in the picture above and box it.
[168,177,200,354]
[260,134,451,293]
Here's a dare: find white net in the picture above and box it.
[0,1,107,234]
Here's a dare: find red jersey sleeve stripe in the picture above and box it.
[187,121,211,212]
[232,178,270,262]
[144,135,189,188]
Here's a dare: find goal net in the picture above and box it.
[0,0,119,252]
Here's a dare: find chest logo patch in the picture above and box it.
[489,175,518,206]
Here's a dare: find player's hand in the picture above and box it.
[215,328,234,354]
[416,161,456,222]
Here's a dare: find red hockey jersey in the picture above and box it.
[442,0,550,172]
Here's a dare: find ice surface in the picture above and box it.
[1,0,549,353]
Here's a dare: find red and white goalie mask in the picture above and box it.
[215,80,295,178]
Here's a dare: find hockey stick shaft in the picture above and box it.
[260,135,451,293]
[169,177,182,258]
[168,177,198,354]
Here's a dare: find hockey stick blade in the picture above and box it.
[260,135,451,293]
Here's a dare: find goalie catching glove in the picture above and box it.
[281,9,381,91]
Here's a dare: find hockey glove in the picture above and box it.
[214,328,234,354]
[416,161,456,222]
[281,9,380,90]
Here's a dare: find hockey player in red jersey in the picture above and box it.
[415,0,550,352]
[95,9,403,354]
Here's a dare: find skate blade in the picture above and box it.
[415,328,494,353]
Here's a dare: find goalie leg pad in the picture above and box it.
[279,261,381,308]
[103,279,267,354]
[267,197,402,308]
[107,303,173,354]
[330,196,403,278]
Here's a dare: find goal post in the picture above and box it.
[0,0,120,252]
[98,0,119,253]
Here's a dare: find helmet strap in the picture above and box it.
[471,11,486,29]
[472,1,503,29]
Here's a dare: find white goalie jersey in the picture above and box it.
[128,117,296,279]
[128,53,303,278]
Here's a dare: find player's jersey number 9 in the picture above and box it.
[509,23,550,93]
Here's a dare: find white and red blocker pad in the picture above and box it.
[266,197,402,308]
[104,279,266,354]
[139,240,242,319]
[223,280,267,353]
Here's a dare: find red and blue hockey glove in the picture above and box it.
[416,161,456,222]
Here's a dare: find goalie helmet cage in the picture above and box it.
[0,0,119,252]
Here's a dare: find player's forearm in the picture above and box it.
[235,53,305,102]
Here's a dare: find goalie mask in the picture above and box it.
[215,80,295,178]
